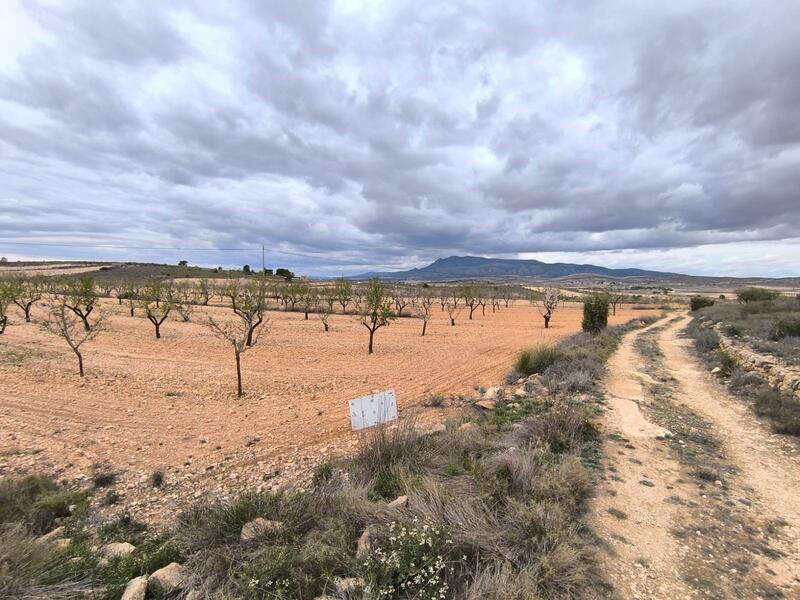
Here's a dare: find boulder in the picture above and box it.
[475,399,497,410]
[711,367,721,374]
[100,542,136,560]
[513,387,526,398]
[356,528,372,560]
[120,576,148,600]
[388,495,409,509]
[148,562,185,595]
[240,518,285,542]
[482,386,500,400]
[36,526,65,544]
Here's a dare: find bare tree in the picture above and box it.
[419,291,435,336]
[445,298,462,326]
[315,292,333,332]
[8,276,43,322]
[120,281,140,317]
[391,287,411,317]
[175,282,196,322]
[40,297,105,377]
[462,285,481,320]
[140,280,175,339]
[202,285,269,396]
[63,276,99,331]
[197,278,212,306]
[334,278,353,313]
[359,278,395,354]
[608,290,624,316]
[536,287,560,329]
[501,286,515,308]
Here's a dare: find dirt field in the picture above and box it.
[0,299,656,521]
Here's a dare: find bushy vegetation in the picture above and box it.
[514,345,566,376]
[581,295,609,334]
[690,296,715,311]
[735,287,781,303]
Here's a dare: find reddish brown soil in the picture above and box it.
[0,300,656,522]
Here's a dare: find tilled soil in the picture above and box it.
[0,299,654,524]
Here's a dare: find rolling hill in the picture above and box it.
[354,255,679,281]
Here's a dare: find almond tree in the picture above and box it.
[359,278,395,354]
[202,283,269,396]
[40,296,105,377]
[537,287,560,329]
[608,290,624,316]
[233,278,268,346]
[391,287,411,317]
[462,285,481,320]
[501,286,515,308]
[120,281,140,317]
[315,292,333,332]
[8,276,43,322]
[334,278,353,313]
[63,276,99,331]
[0,282,11,334]
[419,291,435,336]
[196,278,212,306]
[175,282,196,322]
[140,280,174,339]
[445,298,462,326]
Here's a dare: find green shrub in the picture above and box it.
[690,296,715,311]
[581,295,609,334]
[364,520,453,599]
[735,287,781,303]
[716,349,738,377]
[514,345,566,376]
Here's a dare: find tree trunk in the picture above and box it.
[80,314,90,331]
[368,328,375,354]
[450,317,455,326]
[323,322,329,332]
[544,315,551,329]
[118,297,122,305]
[482,304,486,316]
[421,320,428,336]
[0,316,6,334]
[235,351,243,397]
[129,304,135,317]
[469,305,475,319]
[77,350,84,377]
[305,310,309,320]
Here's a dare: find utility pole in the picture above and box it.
[261,244,265,274]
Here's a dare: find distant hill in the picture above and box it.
[354,256,679,281]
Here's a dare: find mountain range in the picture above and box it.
[354,256,678,281]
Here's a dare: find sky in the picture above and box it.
[1,1,799,278]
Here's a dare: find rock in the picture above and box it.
[527,374,542,385]
[356,527,372,560]
[388,495,409,509]
[100,542,136,559]
[185,591,202,600]
[711,367,721,374]
[54,538,72,550]
[36,526,65,544]
[513,386,526,397]
[335,577,366,595]
[516,378,526,385]
[475,399,497,410]
[240,518,285,542]
[483,386,500,400]
[120,576,148,600]
[148,562,185,595]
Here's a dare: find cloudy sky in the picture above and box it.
[1,0,798,277]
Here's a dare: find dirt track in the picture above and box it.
[594,314,800,598]
[0,299,655,521]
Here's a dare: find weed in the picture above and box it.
[514,345,566,376]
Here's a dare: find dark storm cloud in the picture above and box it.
[0,0,799,275]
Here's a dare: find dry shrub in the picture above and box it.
[485,446,553,498]
[465,562,544,600]
[352,419,425,481]
[693,328,720,353]
[0,527,92,600]
[510,404,596,454]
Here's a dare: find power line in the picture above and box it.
[0,239,364,266]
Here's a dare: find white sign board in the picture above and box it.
[348,389,398,431]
